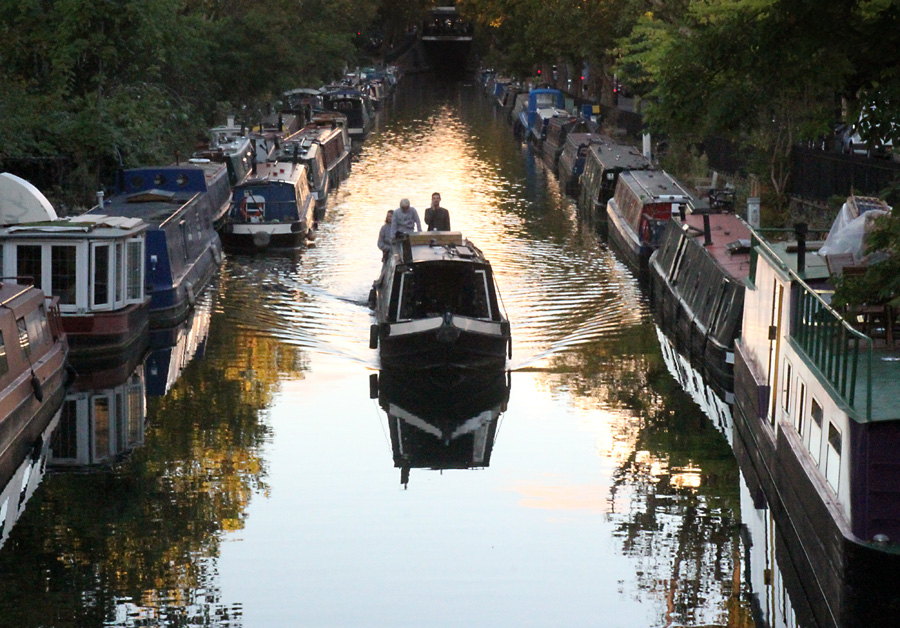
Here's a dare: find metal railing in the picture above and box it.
[750,231,873,420]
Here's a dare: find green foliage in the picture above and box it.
[833,211,900,310]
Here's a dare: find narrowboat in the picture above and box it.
[369,231,511,371]
[272,135,330,211]
[308,112,353,188]
[322,89,374,143]
[541,115,591,173]
[0,279,70,476]
[372,367,509,487]
[0,405,60,550]
[732,225,900,627]
[249,112,301,164]
[578,140,651,228]
[220,161,316,252]
[514,88,565,141]
[193,117,254,190]
[557,132,605,197]
[649,213,751,398]
[606,169,694,269]
[90,164,224,329]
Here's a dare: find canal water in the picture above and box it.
[0,77,785,627]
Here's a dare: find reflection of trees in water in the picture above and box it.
[538,319,753,626]
[0,302,307,626]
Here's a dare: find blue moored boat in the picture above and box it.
[91,164,224,329]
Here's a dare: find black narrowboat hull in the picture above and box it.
[220,224,308,253]
[375,316,510,371]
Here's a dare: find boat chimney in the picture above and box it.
[703,212,712,246]
[96,190,105,209]
[174,150,181,165]
[795,222,808,274]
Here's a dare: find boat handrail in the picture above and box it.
[750,229,874,420]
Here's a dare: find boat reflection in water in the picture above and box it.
[372,368,510,487]
[0,407,61,550]
[51,365,146,469]
[146,292,212,398]
[656,321,900,627]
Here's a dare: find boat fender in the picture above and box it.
[253,231,271,248]
[369,324,379,349]
[306,228,316,242]
[31,373,43,402]
[508,337,513,359]
[369,373,379,399]
[186,282,196,307]
[436,313,460,344]
[212,245,224,264]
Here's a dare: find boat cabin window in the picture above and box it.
[826,423,842,492]
[180,221,190,260]
[126,239,143,302]
[0,330,8,377]
[91,243,110,309]
[16,245,42,288]
[794,380,806,435]
[115,243,124,302]
[781,360,792,416]
[25,305,48,351]
[51,245,77,305]
[16,317,29,357]
[393,265,493,321]
[808,398,823,464]
[153,174,167,187]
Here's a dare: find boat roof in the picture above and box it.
[681,213,752,282]
[619,169,694,202]
[394,232,490,265]
[565,132,604,147]
[588,141,651,171]
[0,213,147,239]
[243,161,306,185]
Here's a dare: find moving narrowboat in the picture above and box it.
[578,141,651,228]
[90,164,224,329]
[220,161,316,252]
[372,367,509,487]
[650,213,752,399]
[369,231,511,371]
[732,225,900,627]
[606,169,694,269]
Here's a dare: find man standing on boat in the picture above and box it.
[377,210,394,261]
[424,192,451,231]
[390,198,422,238]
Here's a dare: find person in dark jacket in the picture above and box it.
[377,210,394,261]
[424,192,451,231]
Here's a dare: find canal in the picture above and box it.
[0,77,781,627]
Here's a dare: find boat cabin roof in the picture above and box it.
[393,232,488,265]
[589,141,651,171]
[0,213,147,239]
[245,161,306,185]
[619,169,693,203]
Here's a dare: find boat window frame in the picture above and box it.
[781,358,793,416]
[50,243,79,308]
[125,238,144,304]
[16,316,30,357]
[825,422,842,492]
[794,379,806,436]
[90,242,112,311]
[808,396,823,464]
[474,269,493,320]
[395,270,415,322]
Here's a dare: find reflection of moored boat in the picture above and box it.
[220,161,316,252]
[733,226,900,627]
[0,407,60,550]
[146,292,211,397]
[369,232,511,371]
[51,363,146,468]
[373,368,510,487]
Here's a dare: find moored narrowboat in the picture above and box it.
[369,231,511,371]
[606,169,694,269]
[557,132,605,198]
[90,164,224,329]
[650,213,752,398]
[193,117,254,190]
[220,161,316,252]
[322,89,374,143]
[578,140,651,228]
[732,225,900,627]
